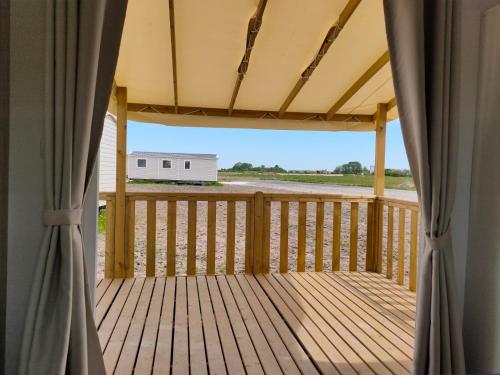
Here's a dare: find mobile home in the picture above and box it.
[98,113,117,192]
[127,151,218,183]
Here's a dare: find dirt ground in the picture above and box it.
[97,181,418,287]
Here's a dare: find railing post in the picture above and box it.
[104,197,116,278]
[124,197,135,278]
[253,191,264,273]
[114,86,127,278]
[365,200,375,272]
[372,197,385,273]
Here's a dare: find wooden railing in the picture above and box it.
[100,192,420,290]
[374,197,420,291]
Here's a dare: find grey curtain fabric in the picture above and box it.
[383,1,465,374]
[19,1,127,374]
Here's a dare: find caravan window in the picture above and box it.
[137,158,147,168]
[184,160,191,170]
[162,160,172,169]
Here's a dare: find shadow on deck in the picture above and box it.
[96,271,415,374]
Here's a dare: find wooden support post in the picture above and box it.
[372,104,387,274]
[114,87,127,277]
[374,103,388,197]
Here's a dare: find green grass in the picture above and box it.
[98,209,106,234]
[219,172,415,190]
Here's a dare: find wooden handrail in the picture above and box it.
[100,191,420,291]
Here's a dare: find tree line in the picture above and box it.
[220,161,411,177]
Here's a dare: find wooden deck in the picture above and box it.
[96,272,416,374]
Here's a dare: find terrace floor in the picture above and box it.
[96,272,415,374]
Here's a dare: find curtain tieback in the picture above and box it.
[425,228,451,249]
[43,209,82,226]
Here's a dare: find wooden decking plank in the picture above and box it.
[205,276,246,374]
[240,275,319,375]
[230,276,302,375]
[324,273,415,334]
[347,272,417,308]
[98,278,135,348]
[271,274,379,375]
[291,273,411,373]
[114,277,156,374]
[103,278,146,374]
[339,272,416,321]
[172,277,189,375]
[309,272,414,353]
[96,279,123,327]
[135,278,166,375]
[346,272,417,307]
[97,273,416,375]
[96,278,112,304]
[196,276,227,375]
[153,277,176,374]
[222,275,282,374]
[254,274,343,375]
[187,277,208,375]
[207,276,264,374]
[336,272,416,322]
[359,271,417,303]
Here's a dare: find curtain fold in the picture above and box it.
[19,1,127,374]
[383,1,465,374]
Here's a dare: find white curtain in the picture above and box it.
[383,1,466,373]
[19,1,127,373]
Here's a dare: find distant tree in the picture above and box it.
[231,162,254,171]
[334,161,363,175]
[385,168,412,177]
[224,162,287,173]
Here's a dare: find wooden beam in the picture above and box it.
[278,0,361,116]
[228,0,267,115]
[110,80,118,103]
[326,51,390,120]
[114,86,127,277]
[168,0,178,112]
[128,102,374,123]
[374,103,387,196]
[387,97,397,112]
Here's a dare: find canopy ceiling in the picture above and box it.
[111,0,398,132]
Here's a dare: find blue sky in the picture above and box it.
[127,119,409,171]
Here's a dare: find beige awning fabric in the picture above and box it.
[112,0,398,131]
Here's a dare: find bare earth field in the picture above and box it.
[97,181,418,286]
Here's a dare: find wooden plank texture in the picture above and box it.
[297,202,307,272]
[349,202,359,271]
[226,201,236,274]
[398,208,406,285]
[332,202,342,271]
[146,200,156,277]
[98,273,415,375]
[104,199,116,278]
[409,210,419,291]
[387,206,395,279]
[280,201,289,273]
[315,202,324,271]
[187,201,197,275]
[167,201,177,276]
[207,201,216,275]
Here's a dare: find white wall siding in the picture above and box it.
[127,156,218,182]
[98,115,116,192]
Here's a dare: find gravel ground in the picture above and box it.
[97,181,418,286]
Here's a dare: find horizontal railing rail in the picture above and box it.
[99,191,419,291]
